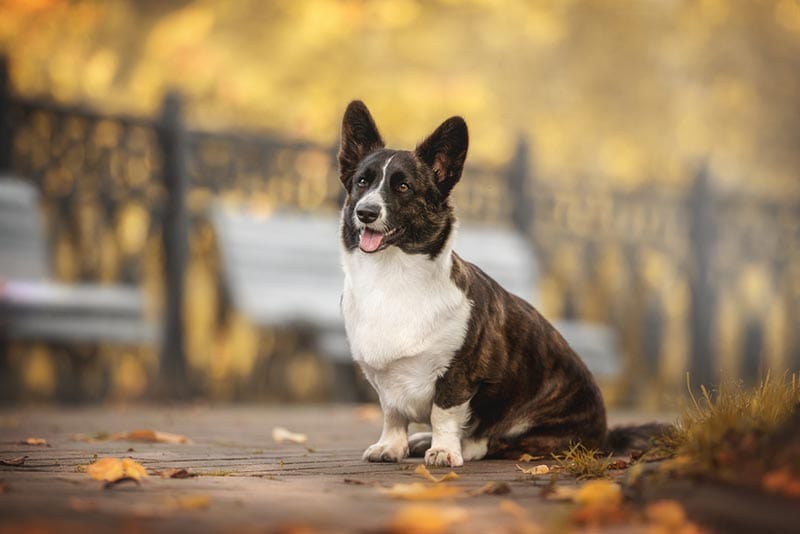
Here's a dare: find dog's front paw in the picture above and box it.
[424,447,464,467]
[362,441,409,463]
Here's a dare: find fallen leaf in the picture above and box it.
[390,504,468,534]
[86,457,148,483]
[109,430,192,444]
[272,426,308,444]
[355,404,382,422]
[381,482,463,501]
[70,432,110,442]
[499,499,527,519]
[644,500,688,529]
[573,480,622,507]
[517,453,544,462]
[414,464,460,483]
[171,494,211,510]
[156,468,195,479]
[22,437,47,446]
[516,464,550,475]
[763,468,800,497]
[0,456,27,466]
[608,459,630,470]
[471,481,511,496]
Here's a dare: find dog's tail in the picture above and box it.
[604,423,673,454]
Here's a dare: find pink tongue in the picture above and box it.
[359,229,384,252]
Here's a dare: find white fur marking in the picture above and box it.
[354,154,396,230]
[505,420,532,438]
[426,400,470,467]
[341,224,471,425]
[461,437,488,461]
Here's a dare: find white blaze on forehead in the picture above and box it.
[354,153,396,227]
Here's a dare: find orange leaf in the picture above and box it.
[517,453,544,462]
[414,464,460,483]
[381,483,463,501]
[390,504,468,534]
[22,437,47,446]
[516,464,549,475]
[109,429,191,444]
[86,457,148,482]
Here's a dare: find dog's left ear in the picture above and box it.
[415,116,469,197]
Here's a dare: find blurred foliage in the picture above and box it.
[1,0,799,403]
[1,0,799,193]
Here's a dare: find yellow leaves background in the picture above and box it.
[0,0,797,194]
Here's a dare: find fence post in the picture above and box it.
[157,92,189,397]
[0,56,12,173]
[688,163,716,388]
[508,135,532,236]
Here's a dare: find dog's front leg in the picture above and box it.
[425,401,469,467]
[363,408,409,462]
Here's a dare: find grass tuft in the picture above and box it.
[552,442,612,479]
[662,371,800,480]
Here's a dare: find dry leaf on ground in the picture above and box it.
[414,464,460,483]
[171,494,211,510]
[86,457,148,484]
[517,453,544,462]
[381,482,463,501]
[499,500,543,533]
[516,464,550,475]
[470,481,511,496]
[109,430,192,444]
[762,468,800,497]
[390,504,468,534]
[156,468,195,479]
[21,437,47,446]
[272,426,308,444]
[0,456,27,466]
[573,480,622,506]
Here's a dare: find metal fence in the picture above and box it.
[1,54,798,401]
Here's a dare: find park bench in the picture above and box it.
[0,177,158,400]
[211,205,620,400]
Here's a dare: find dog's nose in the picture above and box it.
[356,204,381,224]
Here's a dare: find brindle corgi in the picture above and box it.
[338,100,661,467]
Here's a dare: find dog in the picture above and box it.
[338,100,659,467]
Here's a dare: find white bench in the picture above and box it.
[211,206,620,400]
[0,177,158,400]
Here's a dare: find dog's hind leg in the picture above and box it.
[408,431,431,457]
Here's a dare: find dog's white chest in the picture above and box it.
[341,245,471,420]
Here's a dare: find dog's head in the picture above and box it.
[338,100,468,257]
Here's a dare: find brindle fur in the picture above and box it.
[338,100,654,459]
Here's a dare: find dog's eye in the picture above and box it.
[396,183,410,193]
[356,177,368,188]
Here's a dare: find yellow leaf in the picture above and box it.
[121,458,148,481]
[414,464,460,483]
[517,453,544,462]
[516,464,550,475]
[573,480,622,507]
[381,483,463,501]
[86,457,148,482]
[272,426,308,444]
[390,504,468,534]
[22,437,47,446]
[109,429,192,444]
[86,458,125,482]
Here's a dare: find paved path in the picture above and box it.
[0,405,663,533]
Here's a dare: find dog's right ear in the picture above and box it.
[338,100,385,189]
